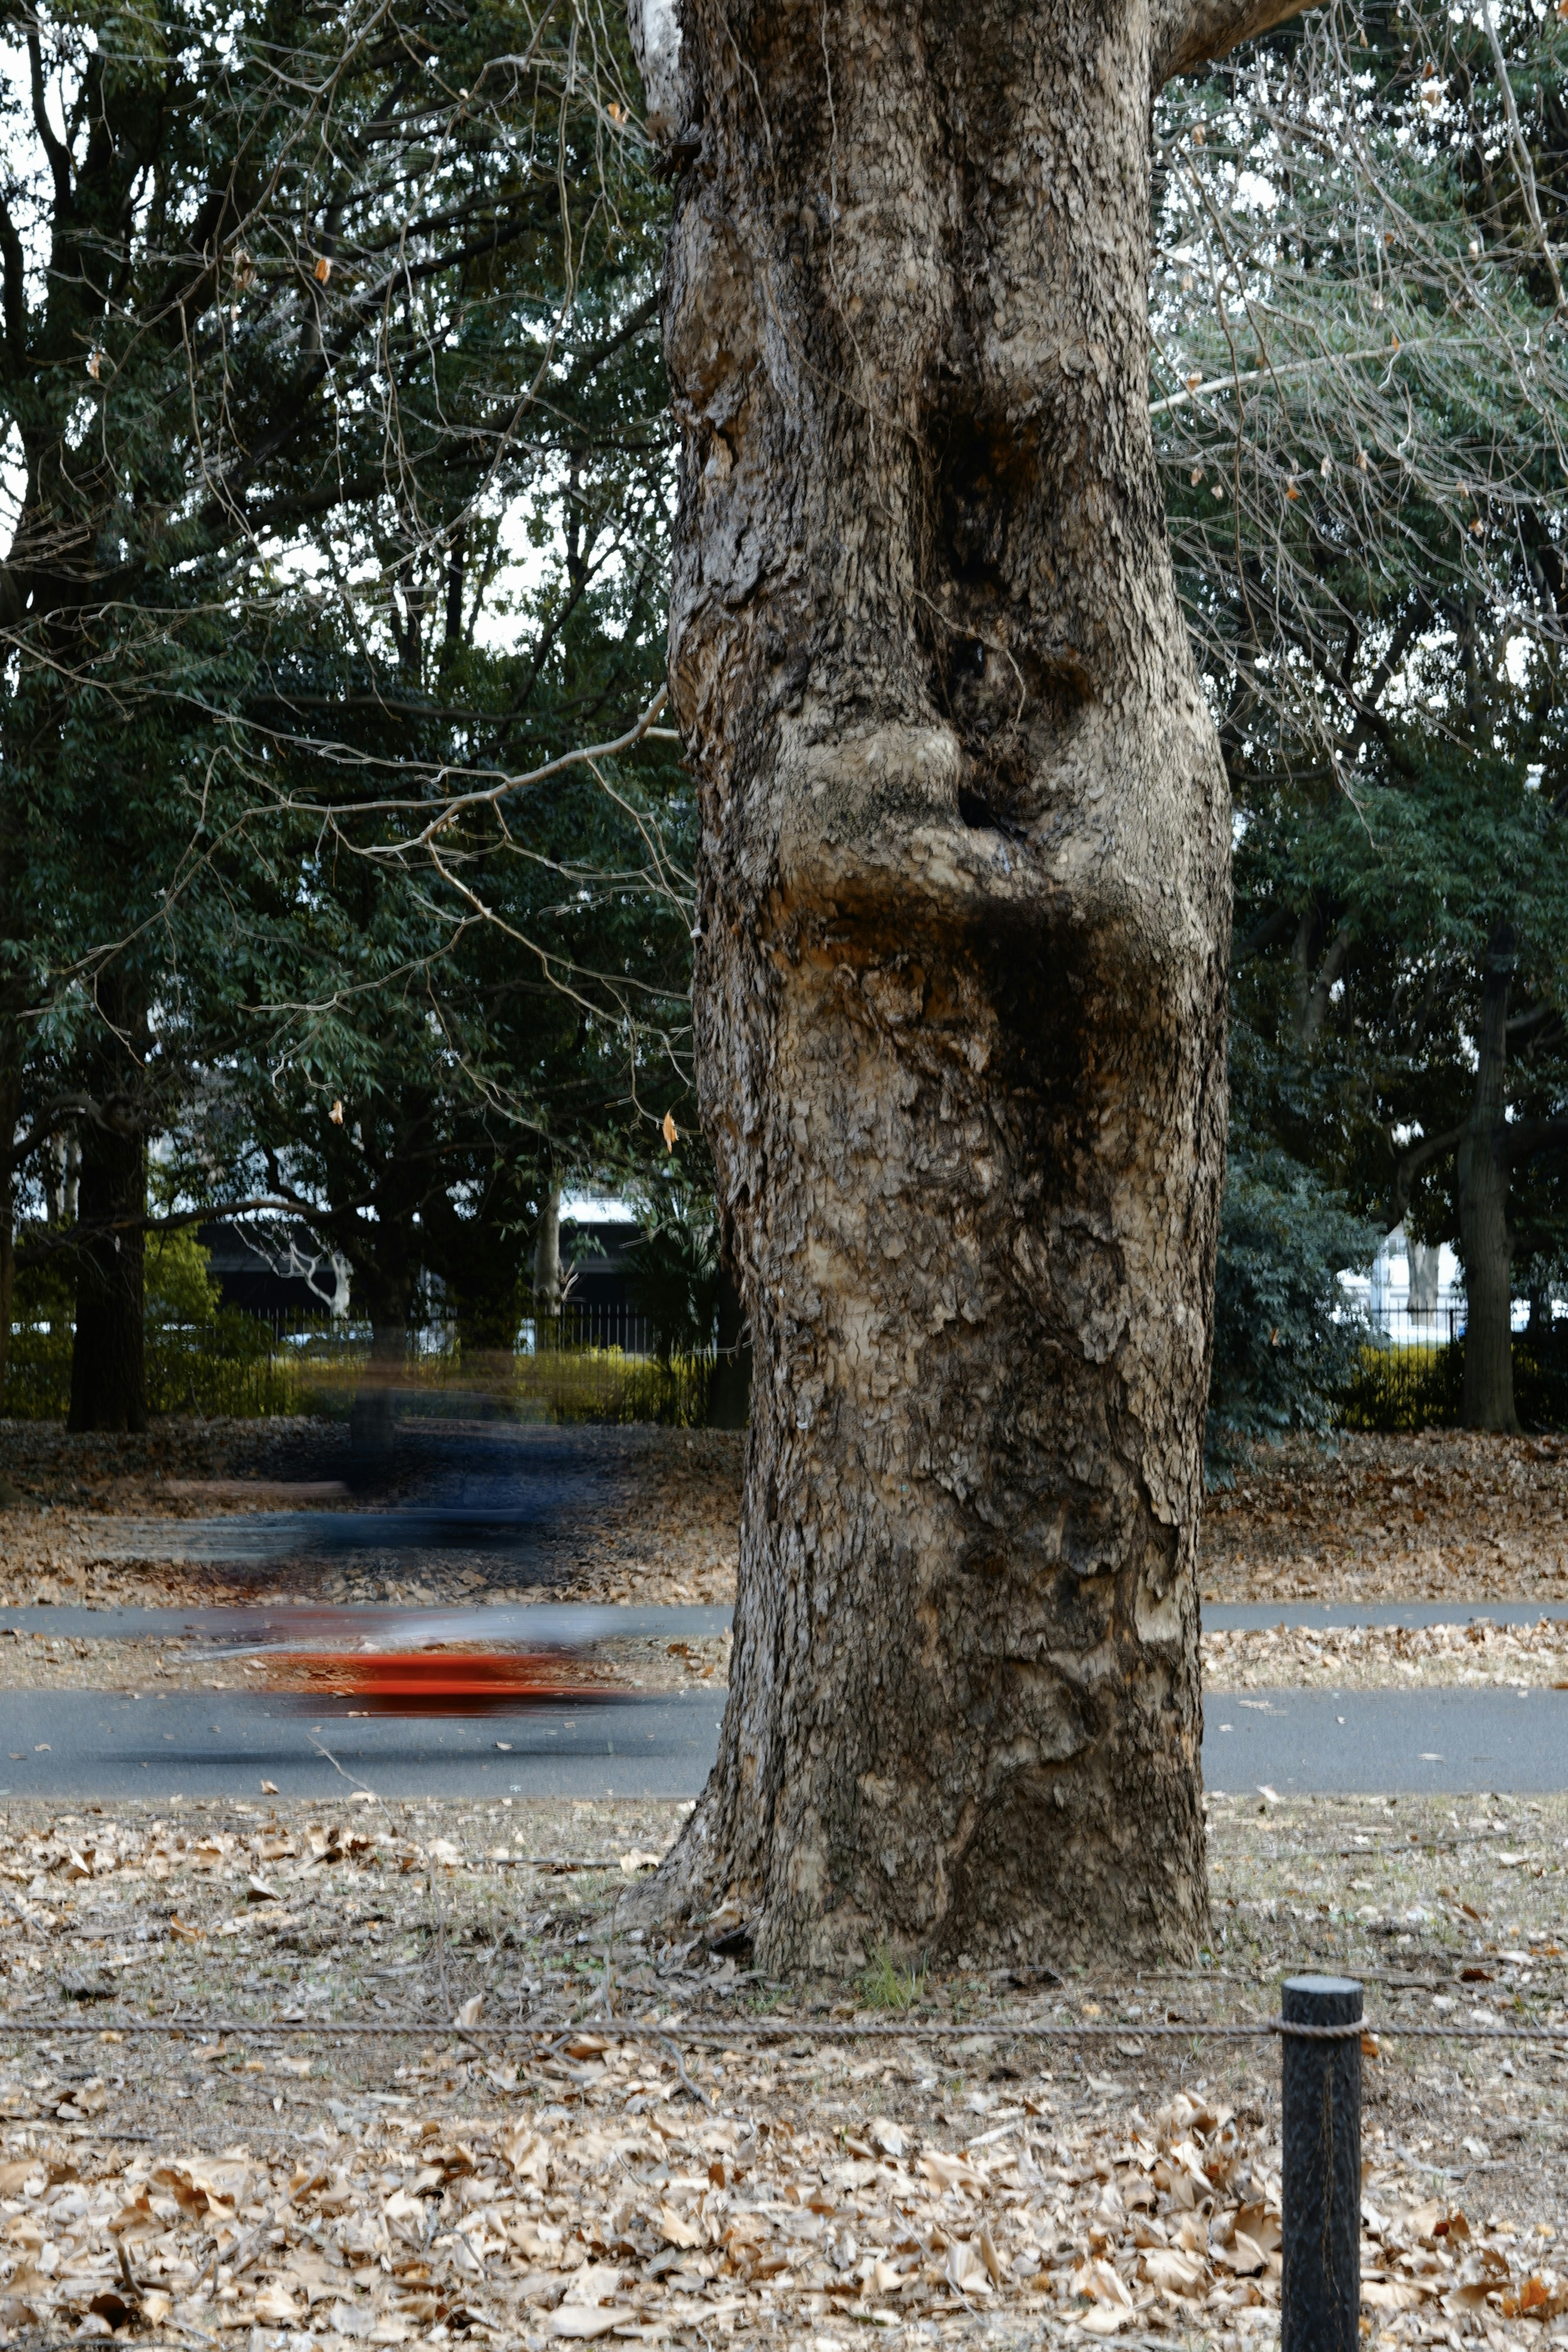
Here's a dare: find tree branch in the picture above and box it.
[1230,902,1296,967]
[1506,1001,1561,1043]
[26,31,72,213]
[1478,0,1564,314]
[1501,1116,1568,1170]
[12,1196,318,1267]
[1386,1123,1465,1232]
[1153,0,1310,89]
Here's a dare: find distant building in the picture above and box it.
[1341,1224,1469,1342]
[198,1220,350,1327]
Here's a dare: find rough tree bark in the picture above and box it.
[1457,928,1517,1434]
[628,0,1295,1974]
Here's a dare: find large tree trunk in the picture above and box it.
[1457,931,1517,1433]
[69,1120,148,1434]
[629,0,1250,1974]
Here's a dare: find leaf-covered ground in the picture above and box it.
[7,1422,1568,1617]
[1202,1617,1568,1689]
[2,1790,1568,2348]
[0,1422,743,1612]
[1201,1432,1568,1603]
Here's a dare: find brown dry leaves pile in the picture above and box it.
[4,2034,1568,2350]
[1202,1432,1568,1602]
[1203,1617,1568,1690]
[2,1791,1568,2347]
[2,2069,1280,2344]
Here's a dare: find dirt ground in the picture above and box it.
[0,1423,743,1613]
[5,1421,1568,2342]
[9,1421,1568,1614]
[1200,1431,1568,1603]
[0,1791,1566,2348]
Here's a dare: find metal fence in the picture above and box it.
[1,1306,715,1426]
[522,1304,659,1358]
[1341,1307,1568,1431]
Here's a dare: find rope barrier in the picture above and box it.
[0,2011,1557,2043]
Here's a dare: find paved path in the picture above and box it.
[8,1598,1568,1642]
[0,1690,724,1801]
[1207,1687,1568,1793]
[5,1686,1568,1801]
[0,1602,733,1645]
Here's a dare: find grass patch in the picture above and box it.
[856,1942,927,2011]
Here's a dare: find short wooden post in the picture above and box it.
[1281,1973,1362,2352]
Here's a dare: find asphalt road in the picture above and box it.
[0,1602,733,1645]
[1203,1601,1568,1630]
[9,1599,1568,1643]
[4,1686,1568,1800]
[1207,1686,1568,1793]
[0,1690,725,1801]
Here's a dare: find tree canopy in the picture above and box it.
[3,0,1567,1441]
[0,0,690,1418]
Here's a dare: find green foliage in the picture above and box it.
[1160,0,1568,1432]
[145,1231,222,1326]
[290,1330,710,1426]
[1208,1147,1380,1470]
[1340,1338,1465,1432]
[0,0,689,1412]
[1343,1328,1568,1432]
[7,1228,282,1416]
[4,1317,293,1420]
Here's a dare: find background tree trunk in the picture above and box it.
[1457,929,1517,1432]
[0,1218,14,1416]
[0,1056,24,1412]
[1406,1238,1441,1317]
[68,1120,147,1434]
[632,0,1236,1973]
[347,1254,414,1488]
[533,1180,563,1346]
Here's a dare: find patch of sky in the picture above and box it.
[1232,171,1279,213]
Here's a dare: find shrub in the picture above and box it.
[1208,1148,1380,1474]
